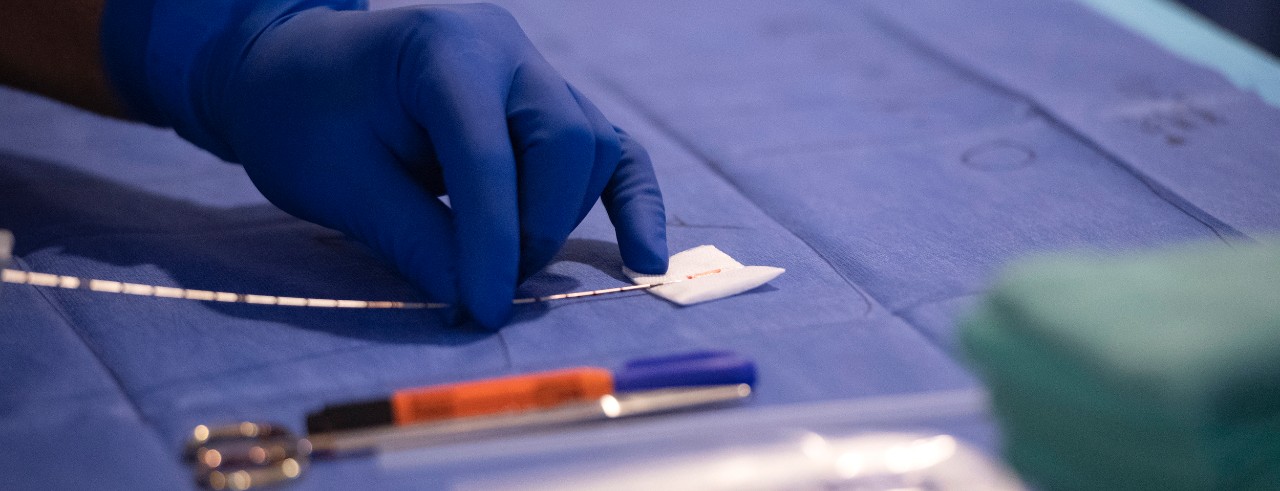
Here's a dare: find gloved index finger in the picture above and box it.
[406,51,520,329]
[602,128,669,275]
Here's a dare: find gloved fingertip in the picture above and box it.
[463,294,513,331]
[621,238,669,275]
[603,127,668,276]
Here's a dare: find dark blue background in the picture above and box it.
[1177,0,1280,56]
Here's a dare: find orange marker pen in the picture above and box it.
[306,351,756,435]
[306,368,613,434]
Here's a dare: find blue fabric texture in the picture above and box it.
[3,0,1280,489]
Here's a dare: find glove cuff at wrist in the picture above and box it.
[100,0,367,161]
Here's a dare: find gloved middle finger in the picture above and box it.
[507,62,612,279]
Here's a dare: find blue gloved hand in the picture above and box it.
[101,1,668,328]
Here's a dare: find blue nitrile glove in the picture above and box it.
[100,1,668,328]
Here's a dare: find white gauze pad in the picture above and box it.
[624,245,784,306]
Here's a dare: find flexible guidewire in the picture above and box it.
[0,267,725,310]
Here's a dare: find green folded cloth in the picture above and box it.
[961,240,1280,490]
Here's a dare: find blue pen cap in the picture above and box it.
[614,350,756,392]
